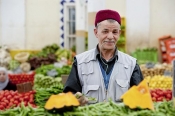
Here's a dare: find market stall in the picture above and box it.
[0,44,175,116]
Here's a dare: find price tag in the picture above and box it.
[173,60,175,107]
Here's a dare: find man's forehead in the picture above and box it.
[100,24,120,30]
[100,20,119,26]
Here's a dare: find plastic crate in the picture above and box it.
[164,38,175,51]
[8,72,35,84]
[132,48,158,64]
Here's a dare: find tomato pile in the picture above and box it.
[0,90,36,110]
[150,89,172,102]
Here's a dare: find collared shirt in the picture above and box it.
[63,45,144,93]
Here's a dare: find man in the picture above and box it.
[63,9,143,106]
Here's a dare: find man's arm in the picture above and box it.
[130,63,144,87]
[63,58,82,93]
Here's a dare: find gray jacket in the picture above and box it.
[76,48,136,103]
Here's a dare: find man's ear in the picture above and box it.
[94,28,98,38]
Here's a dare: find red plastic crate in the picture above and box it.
[164,38,175,51]
[8,72,35,84]
[162,52,175,64]
[159,35,171,52]
[166,57,175,64]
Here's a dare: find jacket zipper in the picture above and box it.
[104,70,118,102]
[103,74,113,102]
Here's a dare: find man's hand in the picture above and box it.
[75,92,88,106]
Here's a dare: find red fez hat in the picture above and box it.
[95,9,121,26]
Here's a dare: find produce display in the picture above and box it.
[8,72,35,84]
[145,75,172,90]
[140,63,172,78]
[0,46,12,69]
[0,103,45,116]
[28,53,57,70]
[0,90,36,110]
[0,100,175,116]
[33,74,63,89]
[28,44,75,70]
[34,86,63,107]
[35,64,71,77]
[55,49,73,62]
[8,60,20,71]
[1,44,174,115]
[150,89,172,102]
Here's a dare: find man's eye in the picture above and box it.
[103,31,108,33]
[113,31,119,34]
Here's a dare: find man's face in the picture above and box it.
[0,71,6,82]
[94,20,121,50]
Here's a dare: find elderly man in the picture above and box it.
[63,9,143,106]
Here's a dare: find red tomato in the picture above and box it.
[1,97,6,102]
[4,90,9,93]
[166,93,172,99]
[157,97,163,102]
[8,102,13,107]
[10,90,17,96]
[18,93,22,97]
[6,105,10,109]
[167,90,172,94]
[10,98,15,103]
[3,92,9,97]
[29,98,34,103]
[6,95,12,100]
[1,102,7,107]
[0,95,3,100]
[24,96,29,101]
[151,92,158,98]
[4,100,9,104]
[155,89,161,95]
[13,100,19,105]
[29,94,34,99]
[14,95,19,100]
[159,91,164,96]
[19,98,24,102]
[0,105,4,110]
[0,90,4,95]
[24,93,30,96]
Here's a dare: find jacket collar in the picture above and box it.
[95,44,118,61]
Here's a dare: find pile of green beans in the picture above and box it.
[0,100,175,116]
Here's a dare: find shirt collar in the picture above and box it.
[95,44,118,61]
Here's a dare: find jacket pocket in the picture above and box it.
[81,62,93,75]
[115,79,129,102]
[80,62,96,84]
[84,85,99,104]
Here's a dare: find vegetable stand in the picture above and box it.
[1,44,175,115]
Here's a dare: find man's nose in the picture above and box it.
[107,32,113,39]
